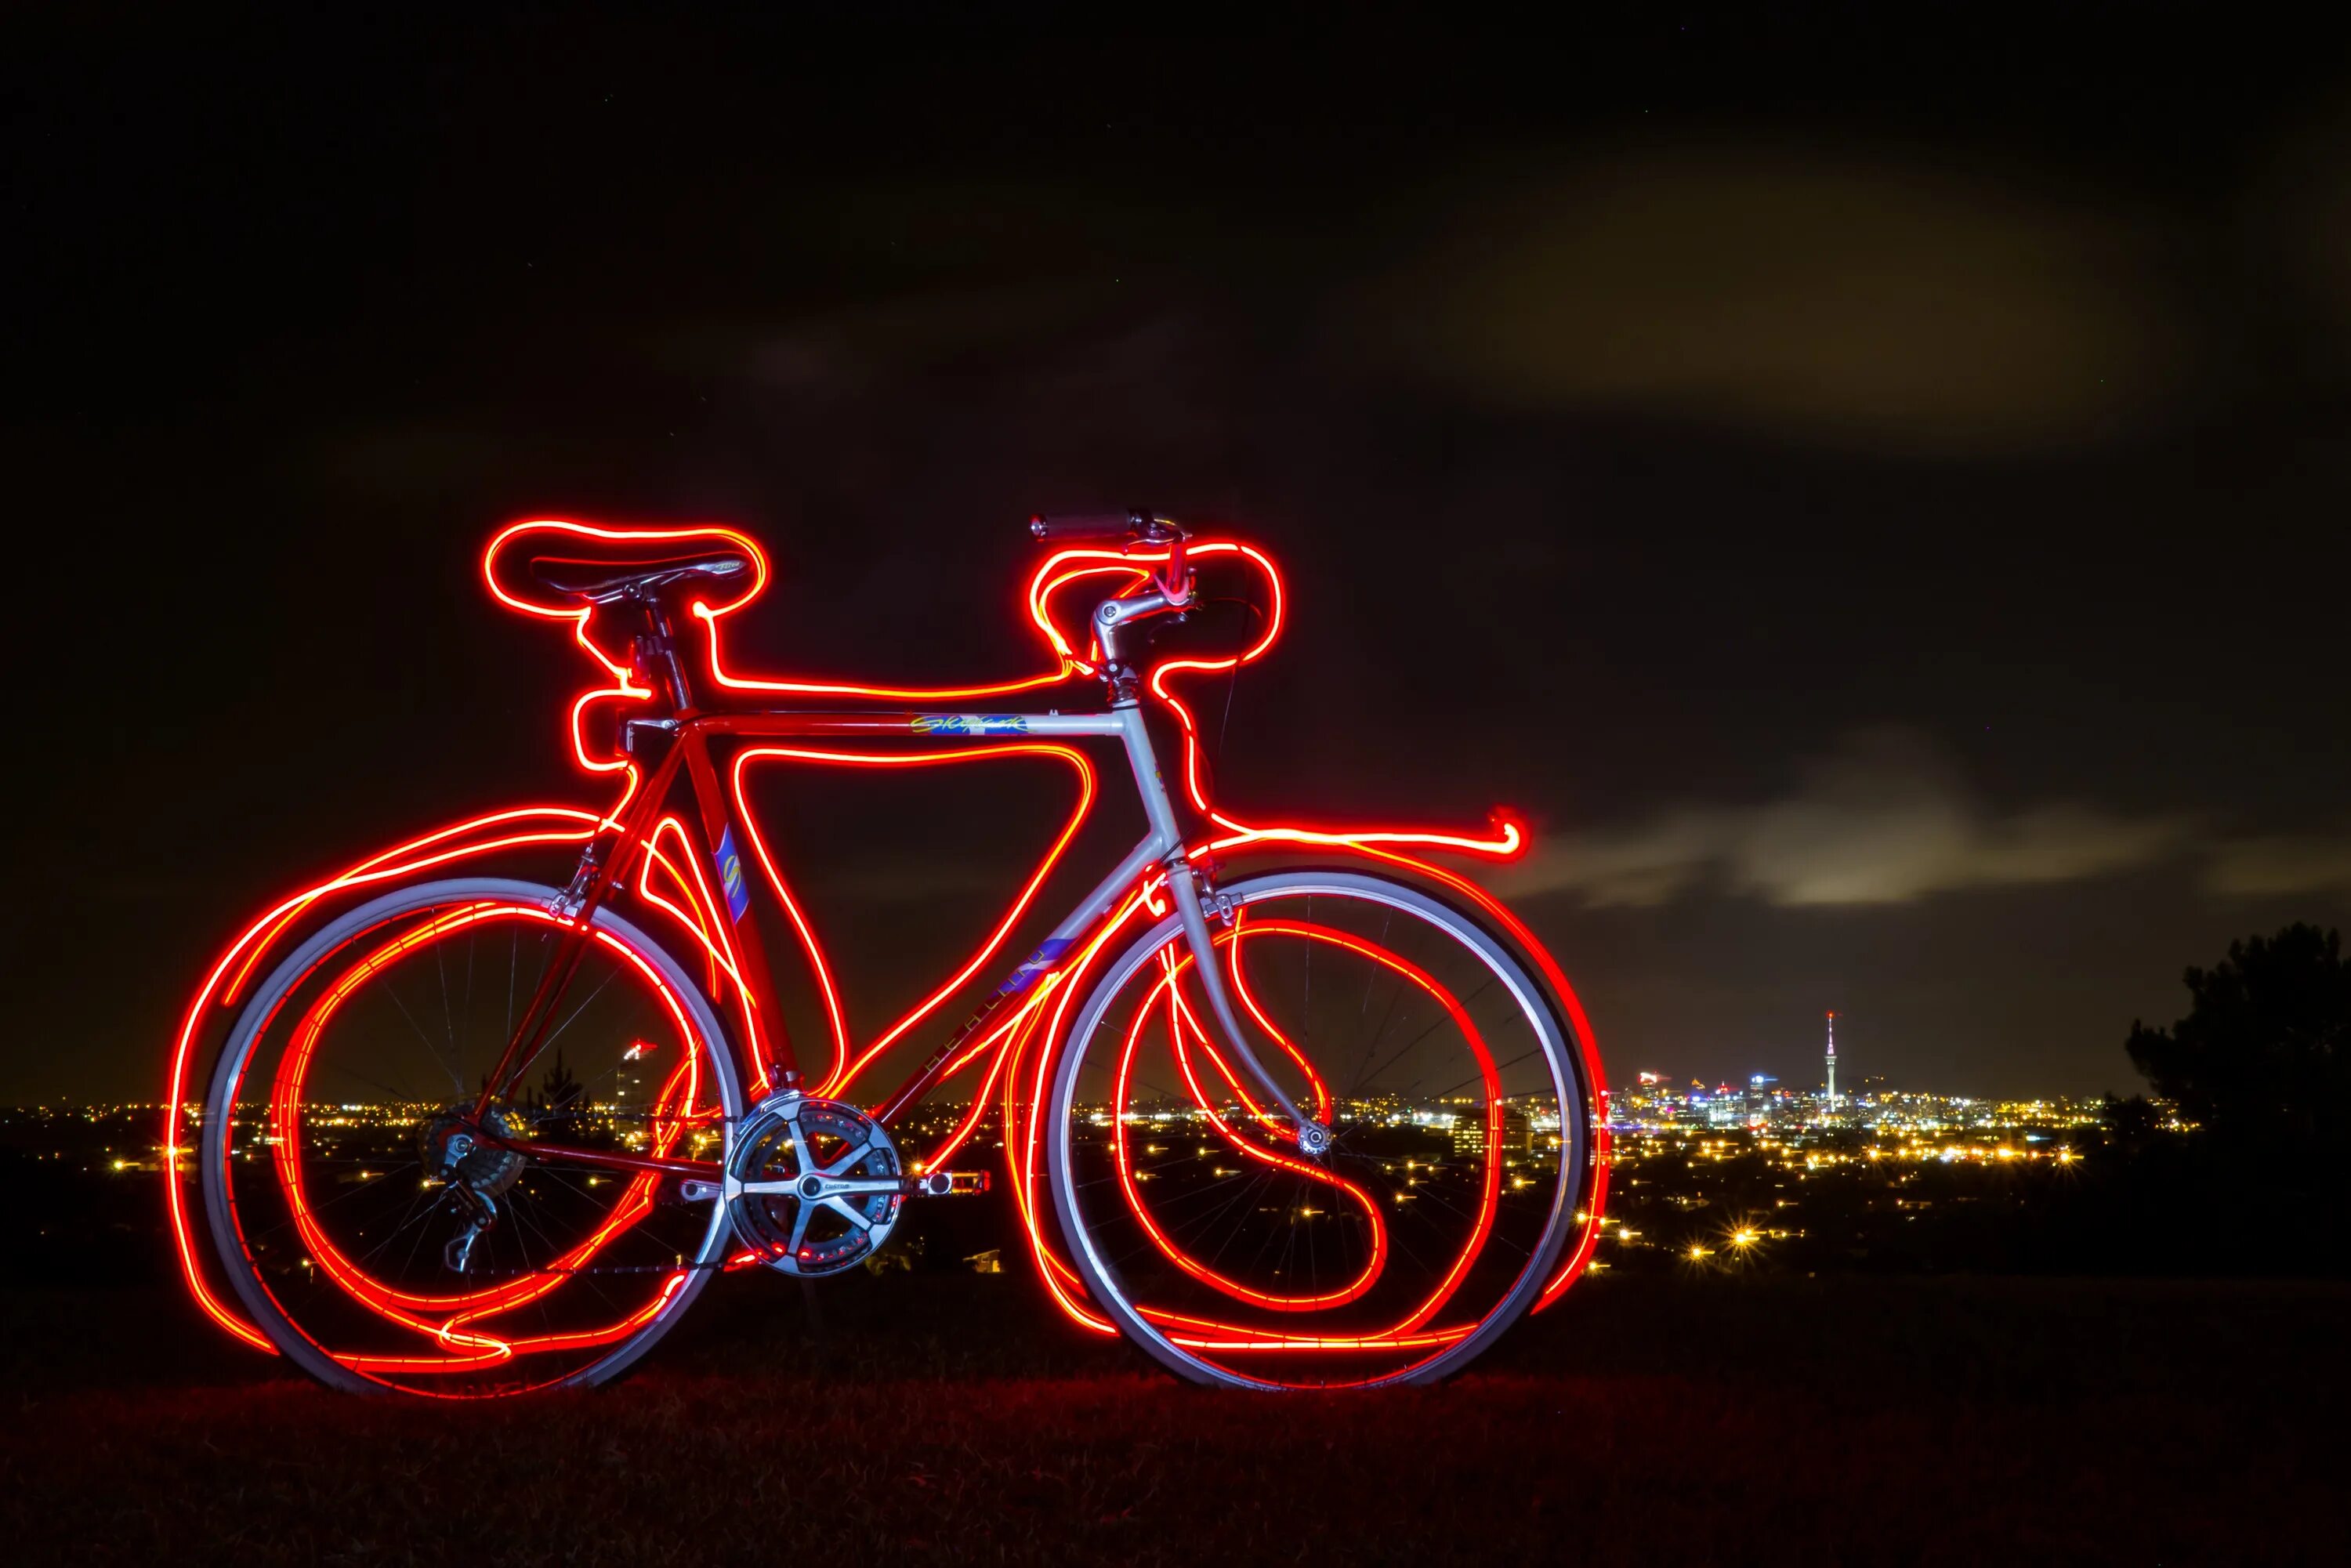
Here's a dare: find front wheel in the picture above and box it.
[1047,870,1594,1389]
[201,877,743,1396]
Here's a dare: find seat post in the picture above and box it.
[633,599,697,714]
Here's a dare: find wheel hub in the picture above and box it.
[418,1105,526,1197]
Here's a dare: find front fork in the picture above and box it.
[1165,861,1332,1157]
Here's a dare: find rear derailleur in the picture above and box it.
[420,1106,527,1274]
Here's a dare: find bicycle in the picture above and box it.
[167,511,1610,1396]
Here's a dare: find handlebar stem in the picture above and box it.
[1093,587,1176,668]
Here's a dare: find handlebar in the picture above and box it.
[1028,508,1194,615]
[1028,511,1144,543]
[1027,510,1186,545]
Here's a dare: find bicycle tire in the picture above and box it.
[201,876,742,1396]
[1045,868,1594,1390]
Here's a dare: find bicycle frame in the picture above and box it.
[162,517,1611,1360]
[474,694,1328,1186]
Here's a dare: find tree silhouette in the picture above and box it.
[2125,923,2350,1171]
[536,1045,581,1111]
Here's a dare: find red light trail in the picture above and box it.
[165,516,1608,1379]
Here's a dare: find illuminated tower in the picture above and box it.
[1824,1011,1838,1112]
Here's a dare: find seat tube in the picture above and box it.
[637,601,697,714]
[1114,702,1327,1153]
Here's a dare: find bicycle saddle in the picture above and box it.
[526,549,753,605]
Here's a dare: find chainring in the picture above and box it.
[723,1094,904,1276]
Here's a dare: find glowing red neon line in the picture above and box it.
[697,610,1071,703]
[908,990,1049,1175]
[1225,917,1334,1124]
[1110,958,1386,1311]
[723,758,849,1085]
[1005,879,1169,1337]
[1196,827,1612,1311]
[165,806,613,1352]
[229,905,715,1385]
[1109,916,1503,1343]
[635,813,768,1097]
[722,742,1095,1100]
[258,903,707,1342]
[636,821,745,993]
[174,514,1610,1369]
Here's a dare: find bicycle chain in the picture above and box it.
[459,1259,735,1279]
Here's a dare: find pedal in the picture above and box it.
[911,1170,989,1197]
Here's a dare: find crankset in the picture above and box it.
[707,1094,980,1277]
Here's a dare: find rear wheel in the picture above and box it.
[1047,870,1592,1389]
[201,877,741,1396]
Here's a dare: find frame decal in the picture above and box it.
[911,713,1031,737]
[713,824,752,922]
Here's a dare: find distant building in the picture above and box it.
[1452,1108,1533,1159]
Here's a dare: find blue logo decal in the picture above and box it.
[715,824,751,922]
[995,937,1073,996]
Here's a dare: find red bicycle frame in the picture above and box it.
[161,517,1610,1357]
[468,700,1194,1186]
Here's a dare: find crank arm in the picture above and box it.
[683,1170,988,1204]
[732,1176,915,1199]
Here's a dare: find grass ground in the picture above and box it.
[4,1268,2344,1565]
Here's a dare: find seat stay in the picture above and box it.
[473,733,690,1117]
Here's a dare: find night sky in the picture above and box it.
[9,9,2349,1104]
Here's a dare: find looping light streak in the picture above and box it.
[1104,918,1502,1347]
[1111,951,1388,1312]
[168,516,1607,1371]
[165,806,610,1353]
[634,813,769,1097]
[238,898,718,1385]
[724,742,1096,1100]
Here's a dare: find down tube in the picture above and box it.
[871,830,1169,1127]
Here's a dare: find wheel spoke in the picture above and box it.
[1051,873,1587,1390]
[205,887,736,1399]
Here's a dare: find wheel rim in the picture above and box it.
[208,889,736,1396]
[1052,875,1582,1389]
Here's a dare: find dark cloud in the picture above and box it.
[2207,831,2351,899]
[1360,145,2189,453]
[1504,728,2193,907]
[2258,102,2351,368]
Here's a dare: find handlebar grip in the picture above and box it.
[1028,511,1148,543]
